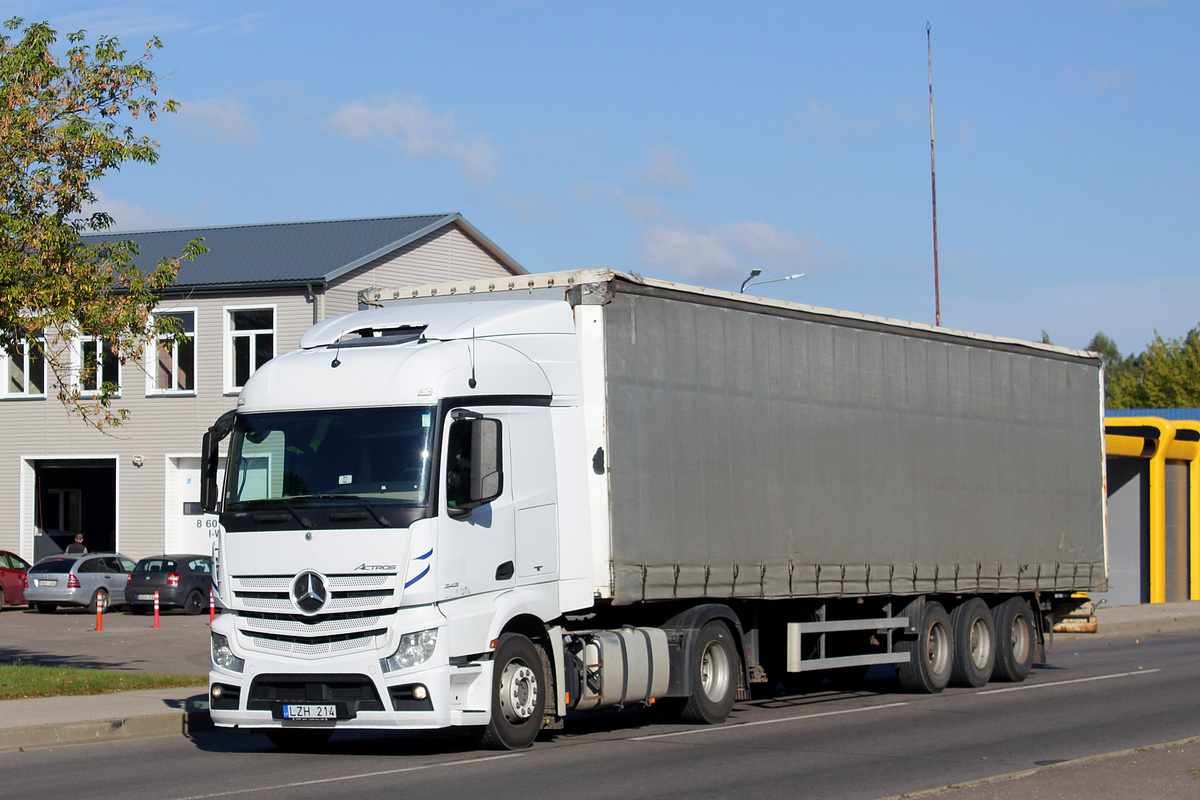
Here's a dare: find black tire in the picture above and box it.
[87,588,110,615]
[35,602,57,614]
[184,589,206,616]
[265,728,333,751]
[896,601,953,693]
[679,620,739,724]
[479,633,546,750]
[991,597,1035,683]
[949,598,996,687]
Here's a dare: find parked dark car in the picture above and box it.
[124,554,214,615]
[24,553,135,613]
[0,550,31,609]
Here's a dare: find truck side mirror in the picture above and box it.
[201,410,237,514]
[446,416,503,514]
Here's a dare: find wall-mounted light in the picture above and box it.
[132,455,145,467]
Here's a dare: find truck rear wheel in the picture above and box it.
[991,597,1035,682]
[896,601,953,693]
[679,620,738,724]
[949,598,995,687]
[479,633,546,750]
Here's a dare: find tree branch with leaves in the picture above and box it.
[0,17,204,430]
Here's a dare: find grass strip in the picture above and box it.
[0,664,205,700]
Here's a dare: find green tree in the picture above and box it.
[1107,326,1200,409]
[1086,331,1123,372]
[0,18,203,430]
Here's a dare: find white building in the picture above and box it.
[0,213,524,562]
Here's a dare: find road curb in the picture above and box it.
[0,710,212,752]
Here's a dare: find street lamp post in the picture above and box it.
[739,269,762,293]
[740,273,804,293]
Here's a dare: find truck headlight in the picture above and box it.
[211,632,245,672]
[381,628,438,673]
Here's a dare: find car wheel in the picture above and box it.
[184,589,206,616]
[87,588,110,615]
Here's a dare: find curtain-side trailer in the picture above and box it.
[202,269,1107,750]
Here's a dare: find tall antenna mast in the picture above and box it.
[928,22,941,326]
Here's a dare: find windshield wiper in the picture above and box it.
[243,498,313,529]
[290,494,394,527]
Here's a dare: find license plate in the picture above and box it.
[282,704,336,720]
[137,594,156,601]
[37,579,56,587]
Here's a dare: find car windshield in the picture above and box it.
[223,406,436,512]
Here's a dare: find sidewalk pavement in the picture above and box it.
[0,600,1198,764]
[0,686,210,751]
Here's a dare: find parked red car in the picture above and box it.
[0,550,31,609]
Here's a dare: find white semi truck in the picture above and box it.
[202,269,1107,750]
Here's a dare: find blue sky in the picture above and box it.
[11,0,1199,354]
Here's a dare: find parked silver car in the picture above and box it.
[24,553,136,614]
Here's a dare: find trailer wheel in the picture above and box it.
[679,621,738,724]
[479,633,546,750]
[991,597,1035,682]
[265,728,333,751]
[896,601,953,693]
[949,598,995,687]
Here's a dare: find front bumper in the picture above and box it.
[206,613,493,732]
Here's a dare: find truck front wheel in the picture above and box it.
[679,620,738,724]
[896,601,953,693]
[479,633,546,750]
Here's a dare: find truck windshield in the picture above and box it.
[223,407,436,518]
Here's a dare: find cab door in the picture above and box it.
[436,409,515,653]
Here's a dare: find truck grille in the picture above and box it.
[247,674,385,711]
[229,573,396,614]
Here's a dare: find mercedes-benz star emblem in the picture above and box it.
[291,571,328,614]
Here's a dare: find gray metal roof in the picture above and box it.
[80,213,524,291]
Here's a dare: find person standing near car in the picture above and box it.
[65,534,86,554]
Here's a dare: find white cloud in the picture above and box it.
[329,95,501,186]
[172,96,259,145]
[633,144,698,190]
[572,183,668,223]
[638,221,853,286]
[80,189,191,233]
[794,100,877,141]
[1086,67,1136,93]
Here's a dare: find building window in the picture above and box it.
[227,307,274,390]
[4,335,46,397]
[154,310,196,392]
[79,336,120,396]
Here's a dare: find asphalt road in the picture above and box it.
[0,604,212,674]
[1,627,1198,800]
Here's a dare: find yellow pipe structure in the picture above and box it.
[1103,417,1175,603]
[1164,420,1200,601]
